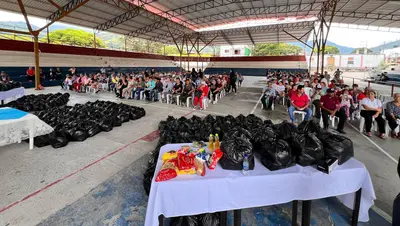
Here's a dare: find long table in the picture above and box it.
[145,143,376,226]
[0,87,25,105]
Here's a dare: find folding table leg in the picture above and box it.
[234,209,241,226]
[219,211,227,226]
[351,188,362,226]
[158,215,164,226]
[292,200,299,226]
[301,200,312,226]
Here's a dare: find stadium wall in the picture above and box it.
[0,39,178,79]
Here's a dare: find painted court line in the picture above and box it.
[250,94,264,114]
[347,122,398,164]
[0,110,194,214]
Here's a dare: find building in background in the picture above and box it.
[307,54,385,72]
[220,45,251,57]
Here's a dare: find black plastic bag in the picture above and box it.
[199,213,220,226]
[294,133,324,166]
[34,135,50,147]
[220,135,254,170]
[71,129,89,142]
[99,119,113,132]
[321,134,354,165]
[276,121,298,142]
[87,124,101,137]
[297,120,322,135]
[260,139,294,171]
[170,215,199,226]
[49,131,69,149]
[143,163,156,196]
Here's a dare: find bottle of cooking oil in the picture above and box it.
[208,134,214,151]
[214,134,220,150]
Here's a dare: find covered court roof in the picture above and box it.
[1,0,400,45]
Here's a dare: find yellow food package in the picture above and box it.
[162,150,177,162]
[177,168,196,175]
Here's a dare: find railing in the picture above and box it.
[342,75,400,97]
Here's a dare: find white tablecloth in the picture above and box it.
[145,143,376,226]
[0,87,25,103]
[0,108,53,149]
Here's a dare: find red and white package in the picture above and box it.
[177,152,195,170]
[155,159,178,182]
[207,149,223,170]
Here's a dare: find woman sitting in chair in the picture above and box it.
[360,90,387,139]
[209,79,223,104]
[192,81,209,111]
[386,93,400,138]
[180,79,195,106]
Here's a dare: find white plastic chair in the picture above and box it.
[359,117,378,133]
[186,97,192,107]
[176,95,181,105]
[319,115,339,128]
[166,94,173,104]
[293,111,306,122]
[202,98,209,110]
[140,90,145,100]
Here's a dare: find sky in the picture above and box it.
[1,9,399,49]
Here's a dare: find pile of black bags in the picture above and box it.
[33,100,146,148]
[144,114,355,197]
[6,93,70,112]
[170,213,220,226]
[0,82,22,92]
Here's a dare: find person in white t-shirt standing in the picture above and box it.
[360,90,387,139]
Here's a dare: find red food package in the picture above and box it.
[177,152,195,170]
[155,159,178,182]
[207,149,223,170]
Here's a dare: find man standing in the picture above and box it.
[228,69,237,94]
[261,81,276,110]
[320,88,347,134]
[288,85,312,123]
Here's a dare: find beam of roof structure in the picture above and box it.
[331,12,400,22]
[128,0,260,39]
[17,0,33,34]
[94,0,162,32]
[246,29,255,45]
[46,0,89,23]
[220,30,234,45]
[97,0,138,11]
[186,4,321,27]
[47,0,64,12]
[126,18,191,38]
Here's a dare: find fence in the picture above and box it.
[342,75,400,97]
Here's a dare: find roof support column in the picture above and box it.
[33,33,41,90]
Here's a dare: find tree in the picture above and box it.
[253,43,303,56]
[351,48,373,54]
[43,28,106,48]
[314,45,340,54]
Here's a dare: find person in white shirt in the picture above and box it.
[360,90,387,139]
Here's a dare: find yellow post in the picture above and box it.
[33,33,41,90]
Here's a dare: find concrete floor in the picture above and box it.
[0,77,397,226]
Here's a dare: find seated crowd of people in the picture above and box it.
[262,69,400,139]
[60,67,243,111]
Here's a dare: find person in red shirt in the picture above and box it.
[288,85,312,123]
[357,87,370,102]
[328,80,336,89]
[26,67,35,81]
[320,88,347,133]
[193,81,208,111]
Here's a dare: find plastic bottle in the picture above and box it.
[214,134,220,150]
[208,134,214,151]
[242,154,249,175]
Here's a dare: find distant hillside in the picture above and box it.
[289,41,355,54]
[370,40,400,52]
